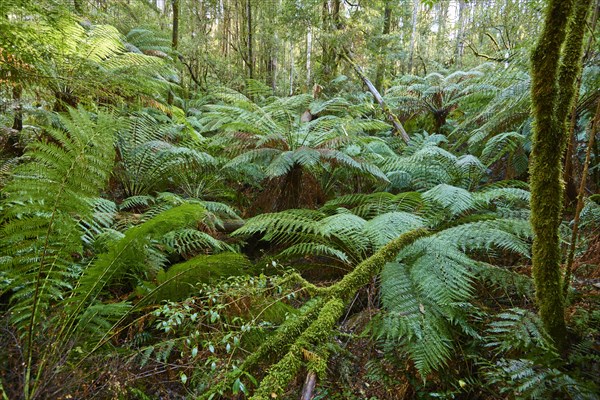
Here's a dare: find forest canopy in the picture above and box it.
[1,0,599,399]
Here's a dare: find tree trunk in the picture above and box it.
[320,0,342,84]
[563,100,599,296]
[559,0,594,205]
[529,0,589,351]
[168,0,179,107]
[374,1,392,92]
[436,2,448,63]
[289,42,294,95]
[455,0,466,67]
[246,0,253,78]
[306,25,313,88]
[343,53,410,144]
[12,85,23,132]
[408,0,419,74]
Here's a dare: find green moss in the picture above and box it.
[529,0,580,349]
[200,228,429,399]
[150,253,250,301]
[250,299,345,399]
[197,298,326,400]
[277,272,326,296]
[326,228,430,301]
[556,0,593,126]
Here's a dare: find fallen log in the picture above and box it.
[342,52,411,144]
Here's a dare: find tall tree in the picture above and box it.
[374,0,393,92]
[408,0,419,73]
[454,0,466,67]
[529,0,591,350]
[246,0,253,78]
[167,0,179,107]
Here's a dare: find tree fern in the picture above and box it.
[73,204,208,303]
[1,107,119,336]
[202,89,390,209]
[385,67,497,133]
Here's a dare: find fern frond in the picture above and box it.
[423,184,474,216]
[485,308,556,354]
[69,204,207,312]
[162,229,233,255]
[1,107,119,336]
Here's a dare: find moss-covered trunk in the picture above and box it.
[529,0,591,350]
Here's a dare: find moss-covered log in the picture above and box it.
[250,298,345,400]
[200,228,430,399]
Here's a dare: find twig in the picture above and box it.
[563,99,600,296]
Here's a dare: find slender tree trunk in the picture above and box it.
[289,42,294,95]
[375,1,392,92]
[563,106,579,205]
[167,0,179,107]
[320,0,342,84]
[12,85,22,132]
[529,0,590,351]
[455,0,466,67]
[408,0,419,74]
[306,25,312,88]
[563,0,596,204]
[436,1,448,62]
[171,0,179,50]
[563,100,599,296]
[343,53,410,144]
[246,0,253,78]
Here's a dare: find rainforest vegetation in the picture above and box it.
[1,0,599,399]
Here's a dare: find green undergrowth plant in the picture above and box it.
[231,174,536,390]
[196,228,430,399]
[385,65,497,134]
[478,308,598,399]
[377,133,489,192]
[130,272,303,397]
[0,108,238,399]
[114,111,217,198]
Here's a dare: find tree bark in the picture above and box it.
[343,53,410,144]
[300,371,317,400]
[374,1,392,93]
[563,100,599,297]
[167,0,179,108]
[246,0,253,78]
[306,25,313,88]
[454,0,466,67]
[408,0,419,74]
[559,0,594,205]
[11,85,22,132]
[529,0,585,351]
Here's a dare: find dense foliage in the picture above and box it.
[1,0,599,399]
